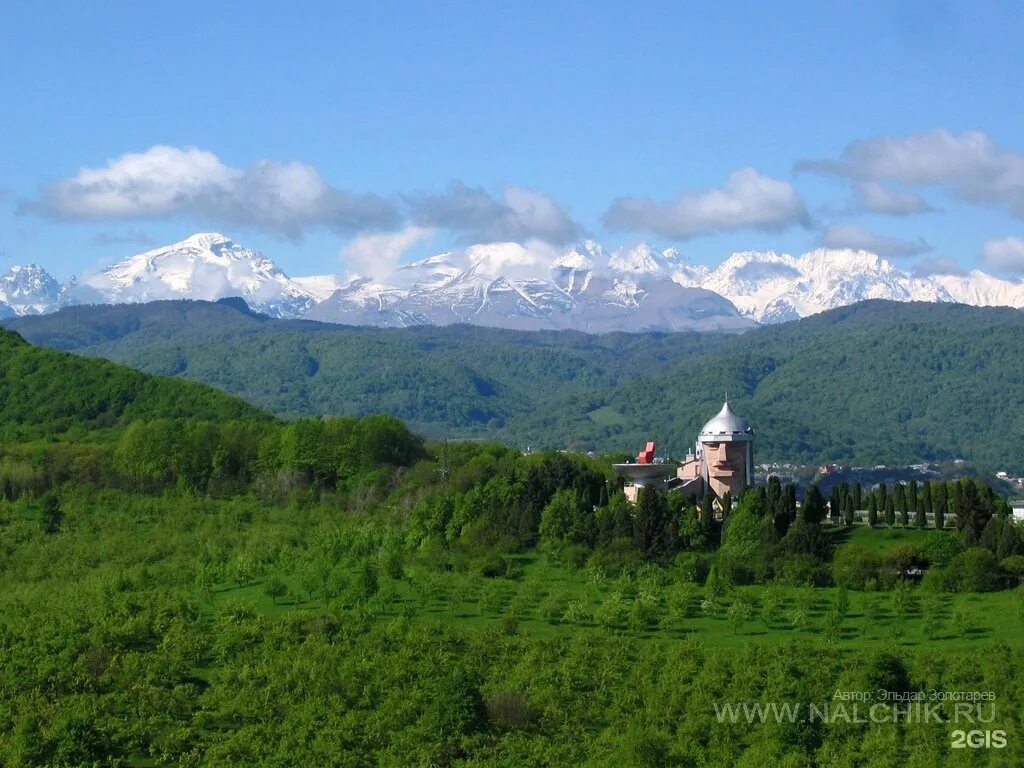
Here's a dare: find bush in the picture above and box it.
[919,566,950,592]
[587,538,644,578]
[1000,555,1024,576]
[885,545,928,572]
[946,548,1001,592]
[832,544,882,590]
[778,554,831,587]
[672,552,709,584]
[922,531,964,568]
[476,553,511,578]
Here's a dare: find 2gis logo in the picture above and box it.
[950,730,1007,749]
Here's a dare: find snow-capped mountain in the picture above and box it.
[701,249,956,324]
[78,233,318,318]
[931,270,1024,310]
[7,233,1024,331]
[0,264,72,316]
[306,241,751,332]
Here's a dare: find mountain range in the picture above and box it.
[4,232,1024,330]
[7,298,1024,471]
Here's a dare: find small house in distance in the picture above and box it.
[1012,499,1024,523]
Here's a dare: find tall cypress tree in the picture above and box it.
[802,484,827,525]
[766,475,782,511]
[896,484,907,517]
[853,482,863,511]
[830,486,842,522]
[914,497,926,529]
[844,494,855,527]
[877,482,888,511]
[908,480,918,513]
[785,485,797,520]
[885,496,896,527]
[868,495,878,527]
[922,480,933,525]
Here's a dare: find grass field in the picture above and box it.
[839,524,934,554]
[207,548,1024,652]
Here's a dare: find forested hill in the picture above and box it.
[8,300,1024,470]
[5,299,732,427]
[532,300,1024,469]
[0,327,269,441]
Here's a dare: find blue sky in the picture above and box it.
[3,0,1024,281]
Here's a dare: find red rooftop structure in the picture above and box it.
[637,441,656,464]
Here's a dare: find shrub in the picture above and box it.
[885,545,928,572]
[477,553,510,579]
[919,566,951,592]
[587,538,644,578]
[778,554,830,587]
[1000,555,1024,577]
[946,548,1001,592]
[922,531,964,568]
[832,544,882,590]
[672,552,709,584]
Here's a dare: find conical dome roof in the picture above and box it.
[699,401,753,439]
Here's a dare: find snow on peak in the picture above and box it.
[608,241,671,274]
[82,232,316,318]
[14,232,1024,328]
[0,263,70,316]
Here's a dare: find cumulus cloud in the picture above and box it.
[23,145,400,238]
[341,225,433,278]
[852,181,935,216]
[461,241,563,280]
[602,167,809,240]
[912,256,967,277]
[409,182,581,245]
[799,130,1024,217]
[981,236,1024,275]
[821,223,930,258]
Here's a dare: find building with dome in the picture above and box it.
[616,401,755,506]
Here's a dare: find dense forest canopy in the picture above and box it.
[9,299,1024,470]
[2,326,1024,765]
[0,328,267,441]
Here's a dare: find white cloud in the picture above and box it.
[821,223,930,258]
[800,130,1024,217]
[341,225,433,278]
[25,145,399,237]
[981,236,1024,275]
[602,167,809,240]
[462,241,562,280]
[409,182,580,244]
[853,181,934,216]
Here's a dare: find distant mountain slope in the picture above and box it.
[519,300,1024,470]
[8,233,1024,327]
[5,299,731,431]
[75,233,319,318]
[8,299,1024,470]
[0,326,269,441]
[0,264,74,316]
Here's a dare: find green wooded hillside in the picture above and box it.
[0,327,269,441]
[8,299,1024,469]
